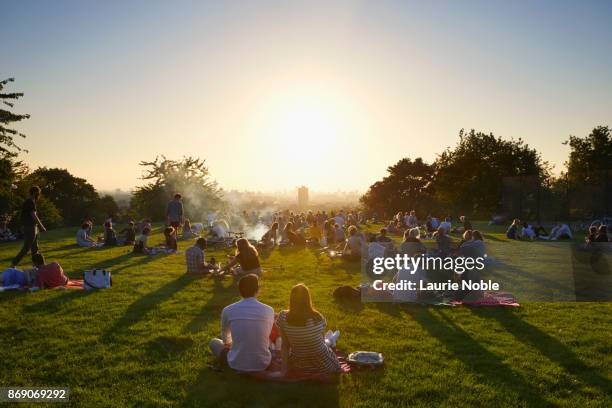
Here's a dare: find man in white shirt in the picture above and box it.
[209,274,274,372]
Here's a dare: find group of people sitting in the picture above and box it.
[0,216,19,243]
[185,237,261,276]
[506,219,574,241]
[209,274,341,376]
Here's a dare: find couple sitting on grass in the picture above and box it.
[209,274,341,376]
[185,237,261,276]
[132,225,179,254]
[77,220,138,248]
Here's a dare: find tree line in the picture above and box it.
[360,126,612,221]
[0,78,224,229]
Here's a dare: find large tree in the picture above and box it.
[131,156,225,221]
[0,78,30,157]
[433,129,550,216]
[21,167,116,225]
[360,157,435,217]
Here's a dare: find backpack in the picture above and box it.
[333,285,361,301]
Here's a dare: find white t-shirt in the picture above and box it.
[76,229,93,247]
[221,297,275,372]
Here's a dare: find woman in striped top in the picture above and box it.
[277,284,341,375]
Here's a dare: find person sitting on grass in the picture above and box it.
[521,222,536,240]
[438,217,452,235]
[307,221,322,246]
[0,217,17,242]
[222,238,261,276]
[260,222,279,247]
[277,284,341,375]
[342,226,363,260]
[209,274,275,372]
[457,229,473,248]
[284,222,306,246]
[182,219,199,240]
[434,226,453,256]
[400,227,427,256]
[32,253,68,289]
[323,220,336,247]
[541,222,573,240]
[452,216,472,234]
[120,221,136,245]
[594,224,609,242]
[133,227,151,254]
[334,223,345,243]
[76,222,97,247]
[102,221,118,247]
[405,210,418,228]
[425,216,437,235]
[458,230,486,258]
[506,218,521,240]
[164,226,178,251]
[185,238,217,274]
[376,228,393,244]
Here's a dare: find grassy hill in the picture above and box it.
[0,224,611,407]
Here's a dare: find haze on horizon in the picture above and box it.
[3,0,612,193]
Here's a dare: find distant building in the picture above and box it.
[298,186,309,209]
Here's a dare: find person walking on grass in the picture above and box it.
[11,186,46,267]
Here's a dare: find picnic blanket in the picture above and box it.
[247,349,354,383]
[452,291,520,307]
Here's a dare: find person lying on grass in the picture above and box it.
[221,238,261,276]
[32,253,68,289]
[277,284,341,375]
[539,222,573,240]
[185,238,218,274]
[76,222,97,247]
[209,274,275,372]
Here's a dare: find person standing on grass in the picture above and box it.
[166,193,184,236]
[209,274,274,372]
[11,186,46,267]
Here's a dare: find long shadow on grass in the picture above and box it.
[23,252,146,313]
[407,307,553,406]
[182,277,235,334]
[101,274,198,341]
[183,367,339,407]
[472,308,612,395]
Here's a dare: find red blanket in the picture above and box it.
[247,350,353,383]
[452,291,520,307]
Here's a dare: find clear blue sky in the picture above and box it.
[2,0,611,191]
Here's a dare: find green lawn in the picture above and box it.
[0,224,611,407]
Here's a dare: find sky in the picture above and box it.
[2,0,612,192]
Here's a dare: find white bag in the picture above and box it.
[83,269,112,290]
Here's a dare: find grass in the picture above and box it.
[0,223,611,407]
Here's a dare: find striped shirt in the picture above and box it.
[276,310,340,374]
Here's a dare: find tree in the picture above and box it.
[21,167,117,225]
[433,129,550,216]
[564,125,612,184]
[360,157,435,217]
[0,78,30,157]
[131,156,225,221]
